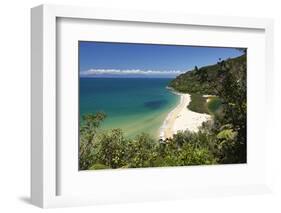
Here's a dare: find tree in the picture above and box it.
[178,143,216,165]
[198,68,208,83]
[126,133,158,168]
[215,58,247,163]
[95,128,128,169]
[79,112,106,170]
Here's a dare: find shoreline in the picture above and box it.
[159,92,211,140]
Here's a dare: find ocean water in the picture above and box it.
[79,78,179,139]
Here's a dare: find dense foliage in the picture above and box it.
[169,55,246,95]
[170,53,247,163]
[79,114,216,170]
[79,53,247,170]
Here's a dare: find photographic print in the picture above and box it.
[79,41,247,170]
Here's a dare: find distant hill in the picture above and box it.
[169,54,246,95]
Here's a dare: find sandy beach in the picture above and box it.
[159,93,211,139]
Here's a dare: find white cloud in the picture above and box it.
[80,69,185,77]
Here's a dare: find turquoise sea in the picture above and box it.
[79,78,179,138]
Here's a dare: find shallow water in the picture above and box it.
[80,78,179,139]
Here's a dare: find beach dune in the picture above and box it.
[159,93,211,139]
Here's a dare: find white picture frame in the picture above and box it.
[31,4,274,208]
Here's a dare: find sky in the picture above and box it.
[79,41,244,78]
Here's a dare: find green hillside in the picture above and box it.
[167,53,247,164]
[169,55,246,95]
